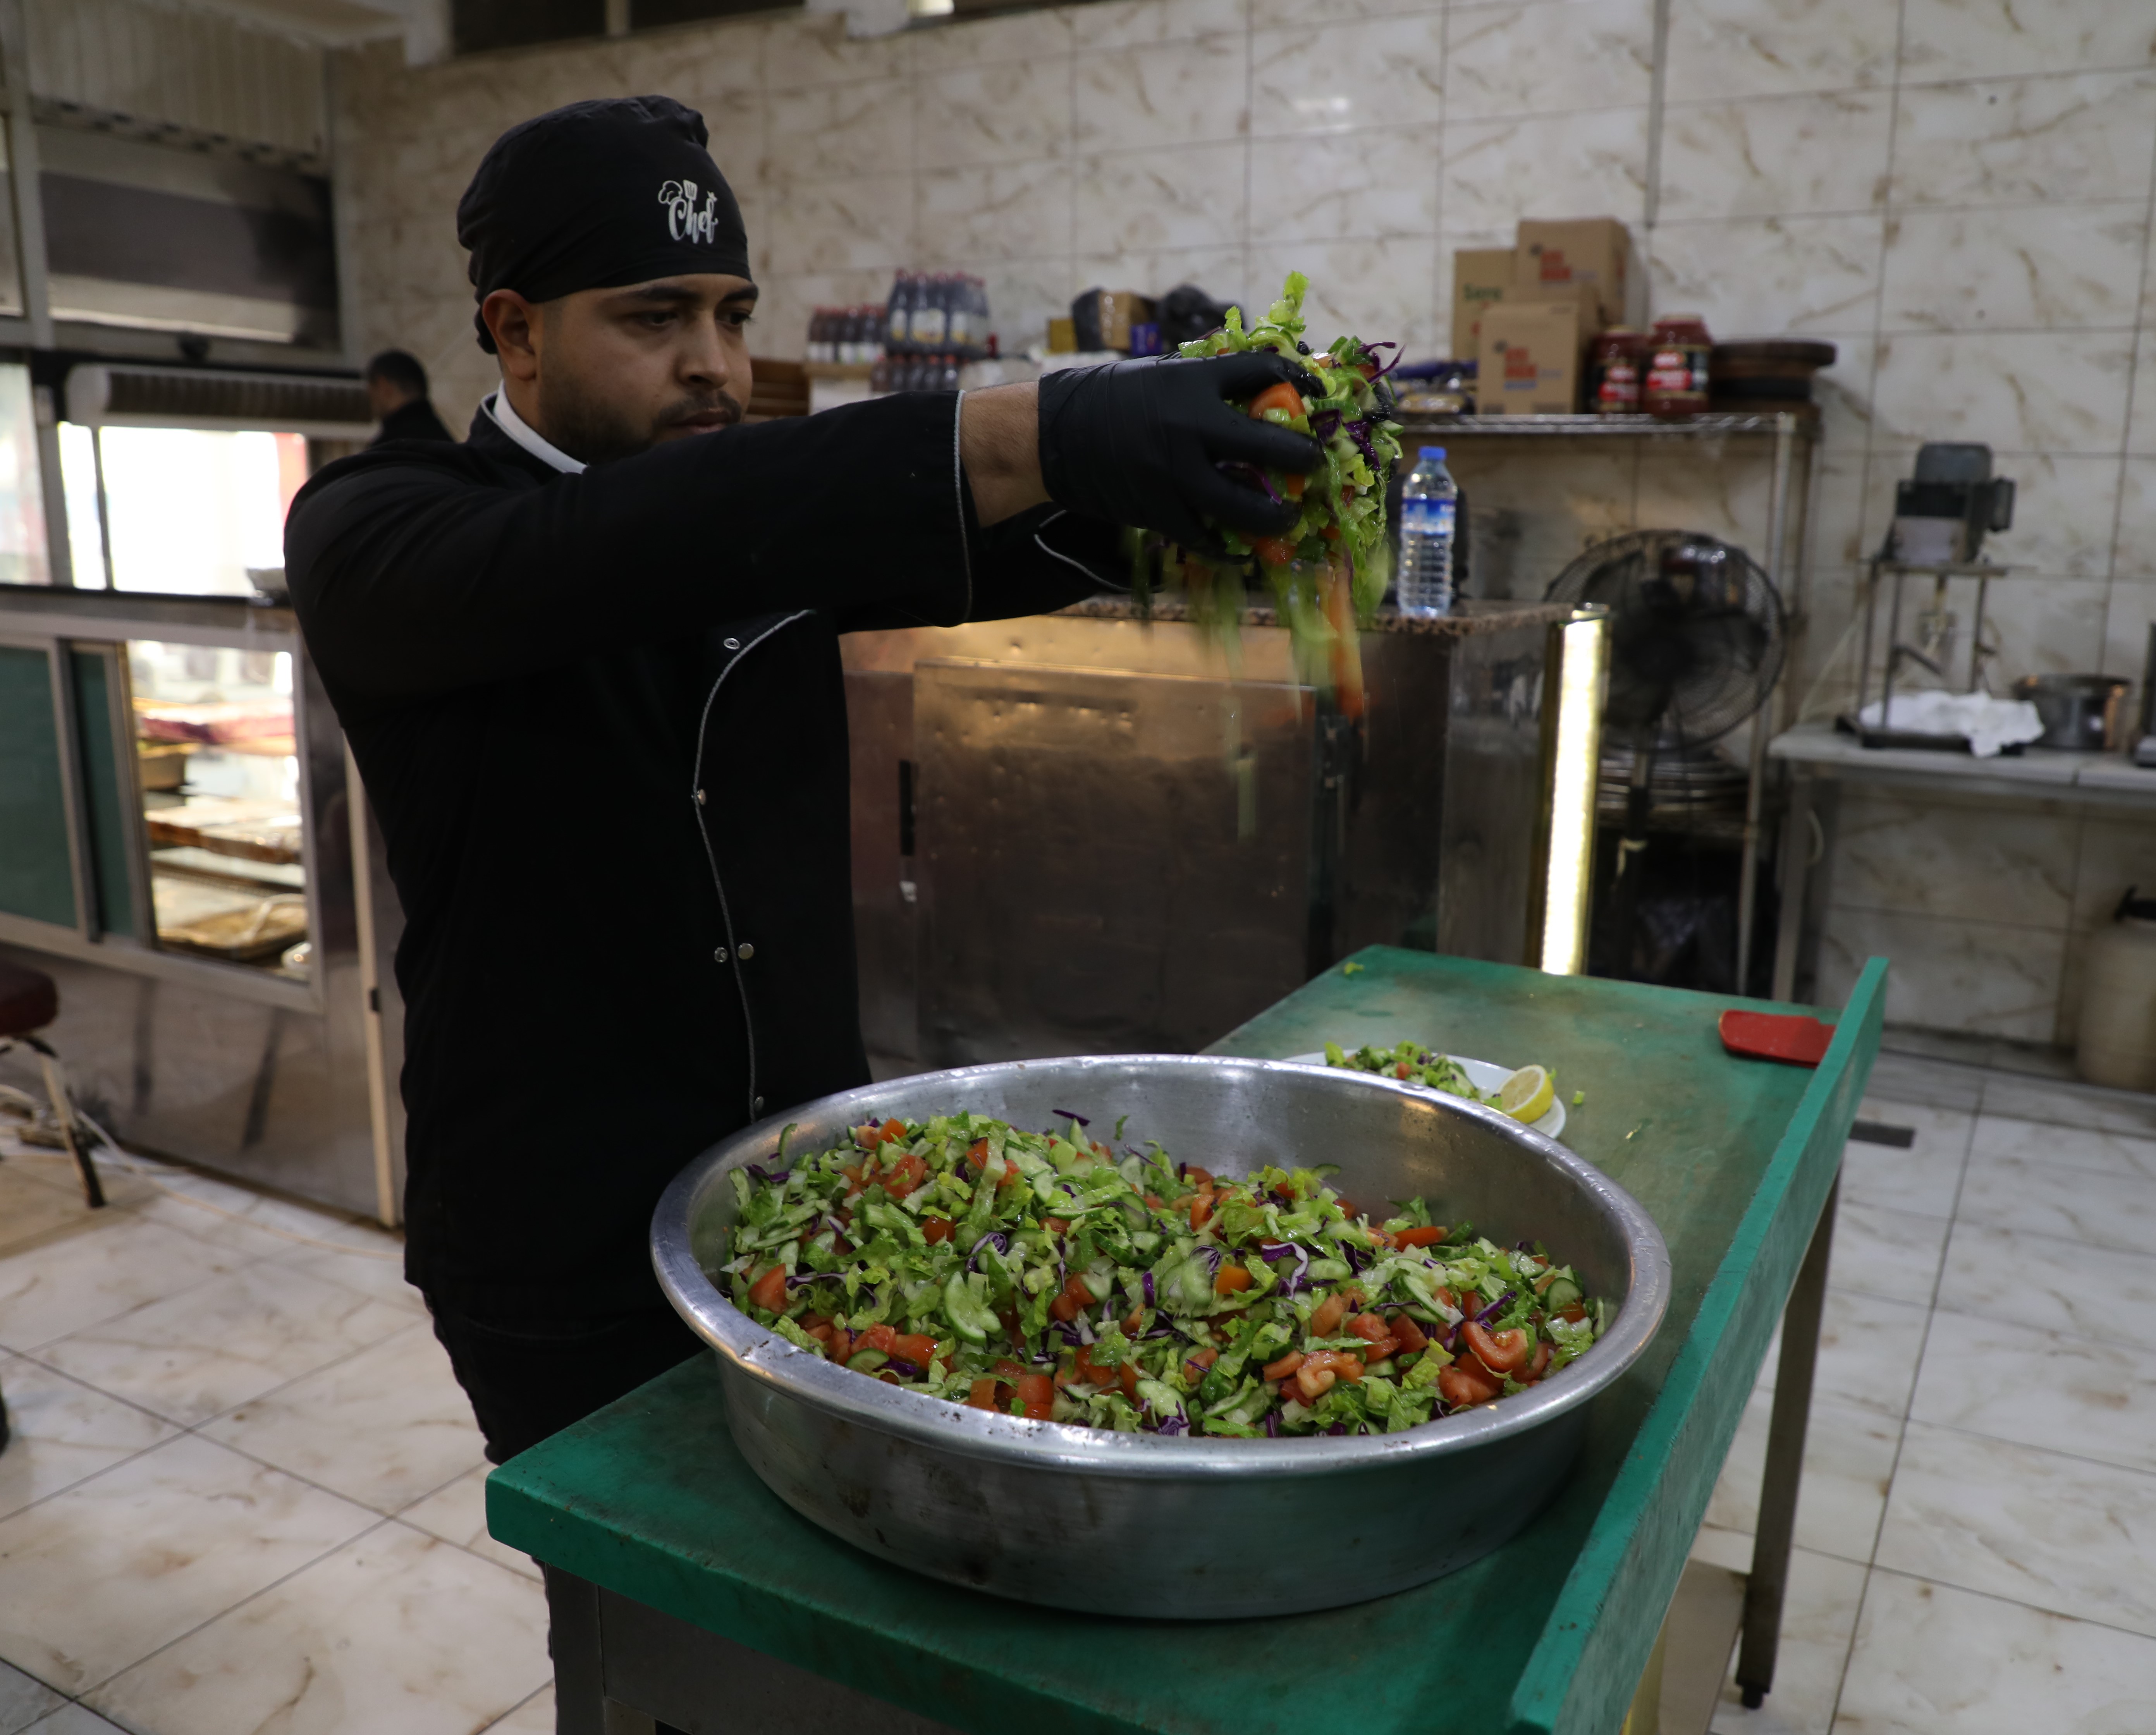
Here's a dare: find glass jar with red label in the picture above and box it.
[1591,328,1646,416]
[1644,314,1712,416]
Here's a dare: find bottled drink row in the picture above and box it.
[804,272,999,367]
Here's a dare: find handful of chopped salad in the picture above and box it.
[717,1111,1603,1438]
[1145,271,1403,716]
[1325,1040,1492,1105]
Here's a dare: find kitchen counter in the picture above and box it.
[489,946,1884,1735]
[1059,594,1574,636]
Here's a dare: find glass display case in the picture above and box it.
[128,638,309,979]
[58,425,306,594]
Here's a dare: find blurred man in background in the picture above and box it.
[364,348,456,444]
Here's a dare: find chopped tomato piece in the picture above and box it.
[922,1215,954,1244]
[1395,1061,1413,1078]
[1295,1363,1336,1403]
[1188,1193,1216,1230]
[1214,1264,1254,1296]
[995,1305,1023,1340]
[1463,1321,1530,1375]
[965,1137,990,1169]
[1071,1347,1118,1388]
[1262,1350,1306,1381]
[1014,1373,1056,1419]
[1310,1291,1352,1337]
[747,1266,787,1312]
[1121,1361,1140,1398]
[1143,1194,1164,1209]
[840,1164,867,1196]
[1518,1340,1554,1384]
[855,1122,886,1151]
[828,1326,852,1362]
[1438,1361,1504,1406]
[852,1322,898,1358]
[1559,1303,1587,1324]
[1122,1306,1145,1333]
[805,1323,833,1345]
[1042,1216,1070,1234]
[1185,1165,1216,1188]
[1248,381,1305,422]
[1282,472,1307,500]
[1183,1347,1219,1383]
[1049,1274,1097,1323]
[882,1151,927,1198]
[891,1333,940,1367]
[992,1358,1028,1383]
[880,1118,907,1144]
[1394,1225,1446,1248]
[1388,1312,1431,1355]
[964,1378,1001,1410]
[1346,1312,1400,1360]
[1251,535,1296,567]
[1333,1198,1360,1221]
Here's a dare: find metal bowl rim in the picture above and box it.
[652,1053,1670,1480]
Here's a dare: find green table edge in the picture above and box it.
[1508,955,1887,1735]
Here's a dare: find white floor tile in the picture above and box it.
[0,1433,373,1695]
[22,1706,128,1734]
[1910,1309,2156,1477]
[1759,1290,1931,1423]
[1977,1070,2156,1138]
[86,1522,548,1735]
[399,1466,542,1582]
[1935,1219,2156,1338]
[129,1167,399,1261]
[0,1218,250,1355]
[199,1323,485,1514]
[485,1683,554,1732]
[277,1241,426,1316]
[1875,1422,2156,1641]
[0,1172,93,1262]
[34,1261,414,1428]
[0,1659,63,1735]
[1825,1200,1950,1307]
[1969,1113,2156,1182]
[0,1354,174,1523]
[1954,1149,2156,1256]
[1861,1054,1983,1113]
[1832,1570,2156,1734]
[1707,1547,1868,1735]
[1704,1388,1902,1565]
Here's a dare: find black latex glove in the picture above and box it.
[1037,351,1323,550]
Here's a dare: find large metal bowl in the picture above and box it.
[652,1055,1669,1618]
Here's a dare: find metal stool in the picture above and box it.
[0,959,105,1209]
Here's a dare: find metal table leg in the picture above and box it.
[1735,1173,1839,1707]
[545,1567,612,1735]
[1769,773,1812,1005]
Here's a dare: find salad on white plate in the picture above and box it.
[1288,1041,1566,1139]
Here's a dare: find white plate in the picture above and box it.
[1284,1050,1566,1140]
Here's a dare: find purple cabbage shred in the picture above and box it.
[746,1164,790,1184]
[1142,1270,1155,1306]
[885,1358,922,1378]
[1051,1109,1091,1127]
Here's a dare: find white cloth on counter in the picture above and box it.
[1856,690,2046,758]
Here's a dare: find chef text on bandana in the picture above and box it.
[659,179,721,246]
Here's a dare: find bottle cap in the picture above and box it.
[1420,445,1446,460]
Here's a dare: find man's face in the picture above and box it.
[486,274,757,466]
[366,375,413,418]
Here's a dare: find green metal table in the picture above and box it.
[490,948,1885,1735]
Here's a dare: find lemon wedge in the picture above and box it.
[1498,1063,1554,1123]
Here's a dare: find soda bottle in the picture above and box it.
[886,272,914,355]
[948,282,971,356]
[1396,446,1459,615]
[911,275,947,351]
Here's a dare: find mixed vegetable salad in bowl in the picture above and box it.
[716,1109,1602,1440]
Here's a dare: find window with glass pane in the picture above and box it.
[79,428,304,594]
[0,365,50,583]
[128,639,309,979]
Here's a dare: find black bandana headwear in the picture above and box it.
[457,96,751,353]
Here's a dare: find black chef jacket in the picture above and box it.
[371,397,457,444]
[285,392,1118,1316]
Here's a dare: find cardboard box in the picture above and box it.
[1450,248,1515,359]
[1047,316,1077,354]
[1072,289,1157,353]
[1478,299,1586,416]
[1516,219,1632,328]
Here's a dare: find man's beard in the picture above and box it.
[535,375,743,466]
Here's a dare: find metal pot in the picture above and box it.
[2012,673,2131,751]
[650,1055,1671,1619]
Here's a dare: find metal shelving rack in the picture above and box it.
[1394,411,1820,993]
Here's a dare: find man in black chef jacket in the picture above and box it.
[284,98,1316,1475]
[363,349,457,444]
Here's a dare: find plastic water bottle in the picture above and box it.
[1396,445,1459,615]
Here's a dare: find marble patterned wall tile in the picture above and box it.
[910,7,1075,72]
[2134,331,2156,458]
[2098,578,2156,680]
[1661,0,1900,102]
[1899,0,2156,86]
[1807,453,1877,569]
[1792,563,1863,696]
[1443,0,1656,120]
[1812,335,1879,454]
[2116,456,2156,577]
[1440,107,1651,233]
[1943,451,2127,580]
[1814,905,2065,1040]
[915,59,1072,171]
[698,93,766,191]
[1074,34,1248,152]
[1073,141,1247,255]
[916,160,1072,264]
[1250,13,1444,137]
[1076,0,1248,50]
[1825,787,2077,927]
[763,173,916,274]
[765,13,908,88]
[1071,243,1250,310]
[1441,445,1637,599]
[1247,126,1439,243]
[1879,202,2147,334]
[1248,0,1430,25]
[765,78,913,182]
[1644,215,1883,336]
[1632,441,1783,551]
[1871,332,2134,456]
[1248,234,1438,351]
[1889,71,2156,207]
[2066,814,2156,938]
[1655,89,1893,220]
[1977,575,2110,677]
